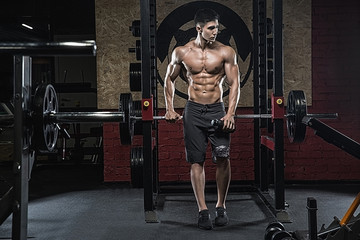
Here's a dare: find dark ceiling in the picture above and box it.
[0,0,95,41]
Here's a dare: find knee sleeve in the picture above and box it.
[212,145,230,163]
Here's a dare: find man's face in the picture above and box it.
[198,20,219,43]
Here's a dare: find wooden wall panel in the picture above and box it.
[95,0,311,109]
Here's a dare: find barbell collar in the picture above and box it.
[48,111,125,123]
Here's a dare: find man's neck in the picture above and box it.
[195,35,213,50]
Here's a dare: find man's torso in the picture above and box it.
[179,41,227,105]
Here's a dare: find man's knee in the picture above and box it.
[212,145,230,163]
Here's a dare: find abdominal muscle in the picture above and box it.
[187,74,224,105]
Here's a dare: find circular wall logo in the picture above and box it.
[157,1,253,99]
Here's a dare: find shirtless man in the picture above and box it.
[164,8,240,230]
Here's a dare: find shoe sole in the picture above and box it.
[215,222,228,226]
[215,217,229,226]
[198,225,213,230]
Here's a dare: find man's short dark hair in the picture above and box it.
[194,8,220,26]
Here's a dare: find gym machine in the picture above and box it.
[0,40,96,240]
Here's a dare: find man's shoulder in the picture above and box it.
[175,41,194,50]
[215,42,236,55]
[214,41,234,50]
[173,42,194,57]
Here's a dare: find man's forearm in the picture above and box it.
[227,84,240,116]
[164,79,176,112]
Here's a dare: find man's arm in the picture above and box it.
[221,46,241,129]
[164,48,182,121]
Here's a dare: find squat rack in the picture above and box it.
[253,0,288,220]
[139,0,288,222]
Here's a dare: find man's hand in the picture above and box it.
[220,114,235,132]
[165,110,181,123]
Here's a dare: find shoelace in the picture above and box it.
[216,208,225,216]
[199,211,209,219]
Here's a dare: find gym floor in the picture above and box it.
[0,164,359,240]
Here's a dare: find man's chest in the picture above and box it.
[182,50,224,74]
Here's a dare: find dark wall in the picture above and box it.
[102,0,360,182]
[0,0,95,39]
[285,0,360,180]
[0,0,95,101]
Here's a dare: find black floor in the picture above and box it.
[0,164,359,240]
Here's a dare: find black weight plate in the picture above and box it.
[119,93,134,145]
[129,63,141,92]
[130,147,143,188]
[130,20,140,37]
[265,227,282,240]
[135,39,141,61]
[286,90,307,143]
[266,221,285,231]
[271,230,292,240]
[33,84,59,152]
[133,100,143,135]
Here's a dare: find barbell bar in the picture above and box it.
[2,112,318,123]
[46,111,337,123]
[1,84,338,151]
[132,113,338,121]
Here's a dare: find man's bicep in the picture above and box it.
[224,47,239,83]
[166,48,183,81]
[166,62,182,82]
[225,63,240,87]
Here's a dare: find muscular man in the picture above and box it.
[164,8,240,230]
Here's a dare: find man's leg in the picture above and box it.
[214,157,231,226]
[215,157,231,208]
[190,162,207,211]
[191,162,213,229]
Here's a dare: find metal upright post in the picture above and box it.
[258,0,268,121]
[258,0,269,192]
[140,0,158,223]
[150,0,159,196]
[12,55,34,240]
[272,0,285,211]
[307,197,318,240]
[253,0,261,187]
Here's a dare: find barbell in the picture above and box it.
[113,90,337,145]
[0,84,338,152]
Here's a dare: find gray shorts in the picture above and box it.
[183,101,230,164]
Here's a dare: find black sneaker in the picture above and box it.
[198,210,213,230]
[215,207,229,226]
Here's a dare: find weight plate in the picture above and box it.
[266,221,285,231]
[33,84,59,152]
[271,230,293,240]
[265,227,282,240]
[129,63,141,92]
[135,39,141,61]
[130,147,144,188]
[286,90,307,143]
[130,20,141,37]
[119,93,134,145]
[133,100,143,135]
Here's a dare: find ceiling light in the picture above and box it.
[21,23,33,30]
